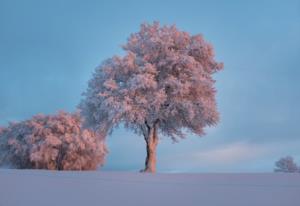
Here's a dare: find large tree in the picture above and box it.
[80,22,223,173]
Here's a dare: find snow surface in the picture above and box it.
[0,169,299,206]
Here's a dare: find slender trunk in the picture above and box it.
[141,123,158,173]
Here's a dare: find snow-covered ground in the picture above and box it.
[0,169,299,206]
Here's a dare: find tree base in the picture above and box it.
[139,168,155,173]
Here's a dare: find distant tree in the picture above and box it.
[274,156,299,173]
[0,112,107,170]
[79,22,223,173]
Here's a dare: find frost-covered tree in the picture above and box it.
[274,156,299,173]
[0,112,107,170]
[80,22,223,173]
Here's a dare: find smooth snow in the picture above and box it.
[0,169,299,206]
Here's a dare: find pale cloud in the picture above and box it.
[159,139,300,172]
[189,142,270,165]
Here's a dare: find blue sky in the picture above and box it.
[0,0,299,172]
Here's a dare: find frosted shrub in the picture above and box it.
[0,112,107,170]
[274,156,299,173]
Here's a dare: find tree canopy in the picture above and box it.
[80,22,223,141]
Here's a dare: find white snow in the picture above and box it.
[0,169,299,206]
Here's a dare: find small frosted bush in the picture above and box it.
[0,112,107,170]
[274,156,299,173]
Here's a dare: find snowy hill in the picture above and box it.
[0,169,299,206]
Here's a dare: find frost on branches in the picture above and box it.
[80,22,223,173]
[0,112,107,170]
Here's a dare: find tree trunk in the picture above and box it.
[141,123,158,173]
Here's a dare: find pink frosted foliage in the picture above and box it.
[0,112,107,170]
[274,156,299,173]
[80,22,223,140]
